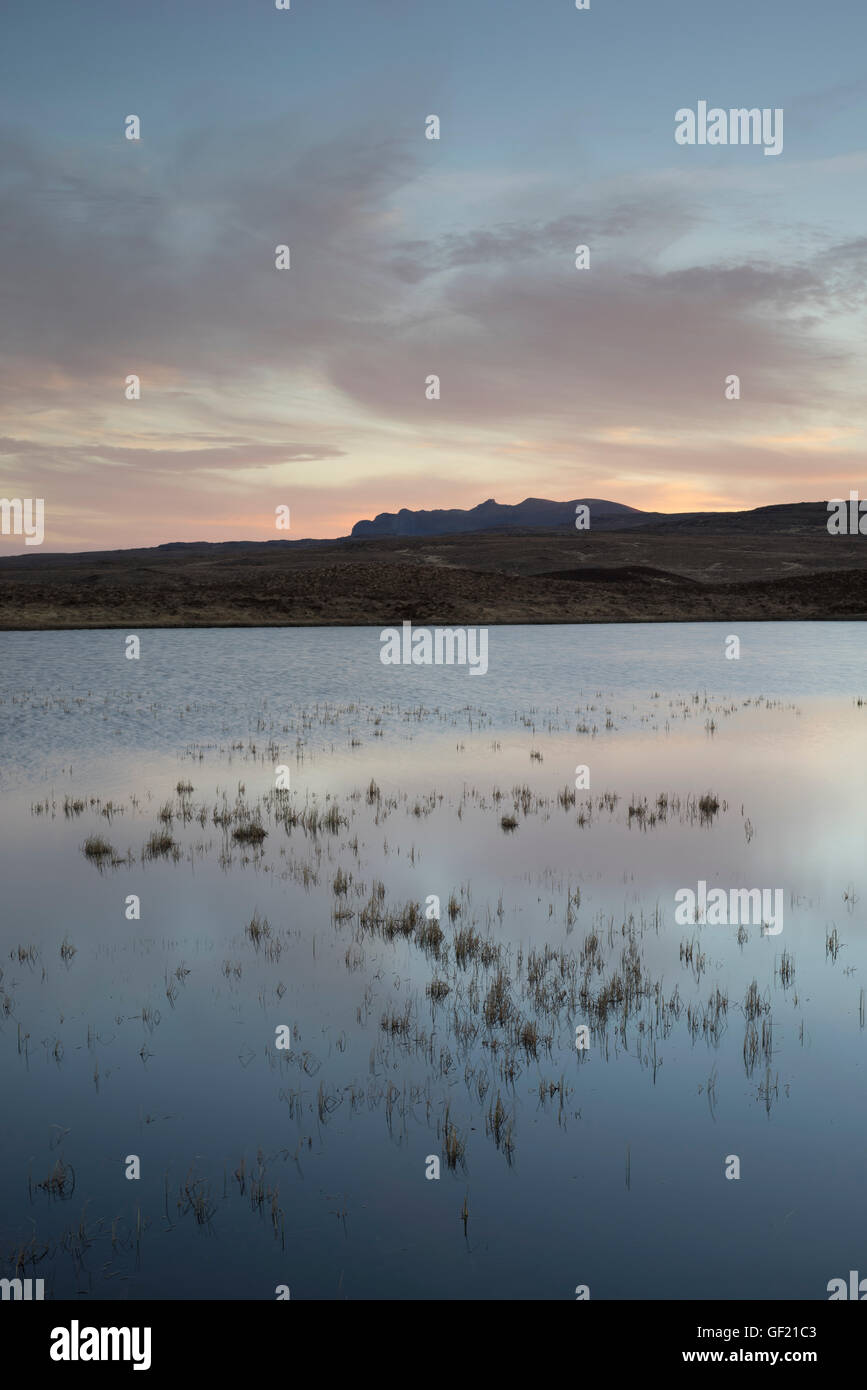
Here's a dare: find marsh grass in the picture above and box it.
[486,1092,515,1162]
[178,1169,216,1227]
[381,1000,413,1037]
[232,821,267,845]
[36,1159,75,1201]
[16,698,829,1236]
[143,829,178,860]
[483,969,512,1028]
[416,916,444,957]
[441,1102,467,1171]
[83,834,118,864]
[245,912,272,948]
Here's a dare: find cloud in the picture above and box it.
[0,437,345,476]
[1,109,865,546]
[0,116,420,394]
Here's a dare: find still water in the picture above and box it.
[0,624,864,1299]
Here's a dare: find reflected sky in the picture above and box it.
[0,625,864,1299]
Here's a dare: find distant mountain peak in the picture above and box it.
[350,496,643,539]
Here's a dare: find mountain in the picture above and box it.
[350,498,837,539]
[350,497,646,538]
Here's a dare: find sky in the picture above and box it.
[1,0,866,551]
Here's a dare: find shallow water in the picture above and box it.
[0,623,864,1299]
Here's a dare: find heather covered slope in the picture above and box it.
[1,507,865,627]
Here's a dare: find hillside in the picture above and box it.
[1,505,864,627]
